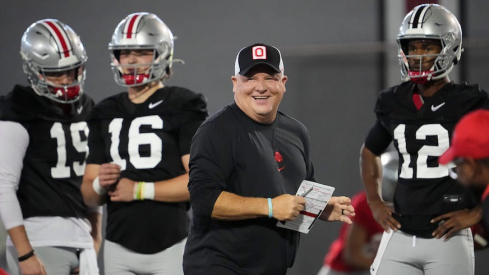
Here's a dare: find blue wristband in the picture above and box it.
[268,198,273,218]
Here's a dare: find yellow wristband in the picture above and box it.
[139,182,145,200]
[134,182,143,200]
[133,181,155,200]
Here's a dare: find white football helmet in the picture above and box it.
[109,12,174,87]
[20,19,87,103]
[397,4,462,84]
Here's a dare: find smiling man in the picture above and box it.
[183,43,355,275]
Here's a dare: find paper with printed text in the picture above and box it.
[276,180,335,234]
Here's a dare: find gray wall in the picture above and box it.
[1,1,489,274]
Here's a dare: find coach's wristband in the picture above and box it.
[18,250,35,262]
[268,198,273,218]
[92,177,107,195]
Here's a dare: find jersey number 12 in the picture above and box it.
[394,123,451,179]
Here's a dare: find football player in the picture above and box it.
[81,12,208,275]
[0,19,100,275]
[360,4,489,275]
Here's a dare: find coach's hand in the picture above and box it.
[431,206,482,240]
[272,194,306,221]
[369,200,401,233]
[320,196,355,224]
[19,254,46,275]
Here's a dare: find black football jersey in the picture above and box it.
[375,82,489,235]
[0,85,94,219]
[87,86,207,254]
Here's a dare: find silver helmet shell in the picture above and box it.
[109,12,174,87]
[380,151,399,203]
[397,4,462,83]
[20,19,87,103]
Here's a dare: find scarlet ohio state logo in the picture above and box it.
[252,46,267,60]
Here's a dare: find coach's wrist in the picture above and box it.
[267,198,273,218]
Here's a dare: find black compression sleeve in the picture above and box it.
[364,120,392,156]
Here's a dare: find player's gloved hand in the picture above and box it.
[271,194,306,221]
[98,163,121,190]
[19,254,46,275]
[369,200,401,233]
[321,196,355,224]
[108,178,135,202]
[431,207,482,240]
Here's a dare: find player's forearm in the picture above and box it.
[87,212,102,256]
[344,252,374,270]
[360,145,383,204]
[153,173,190,202]
[469,204,483,226]
[81,179,107,207]
[81,164,108,207]
[8,225,34,257]
[343,223,375,269]
[211,191,268,220]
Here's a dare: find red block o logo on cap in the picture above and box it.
[252,46,267,60]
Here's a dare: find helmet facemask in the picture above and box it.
[23,58,86,103]
[109,42,172,87]
[398,35,458,84]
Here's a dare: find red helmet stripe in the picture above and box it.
[44,21,71,58]
[126,14,141,39]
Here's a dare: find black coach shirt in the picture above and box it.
[87,86,207,254]
[184,103,315,275]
